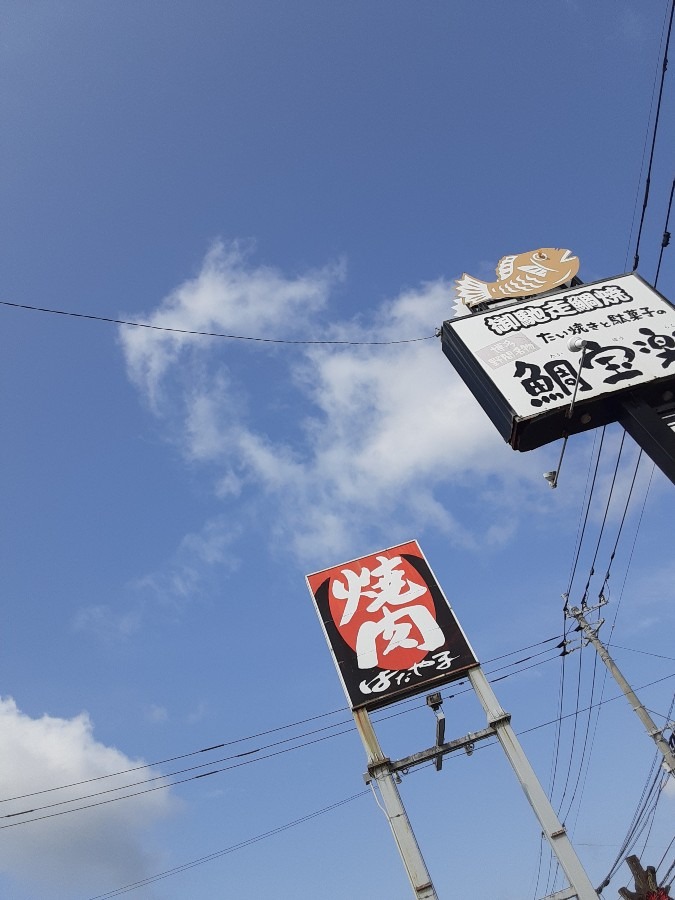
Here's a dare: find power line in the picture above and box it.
[4,661,671,833]
[86,790,370,899]
[0,649,573,830]
[654,176,674,286]
[632,0,675,272]
[578,431,626,607]
[0,299,436,346]
[60,673,675,897]
[0,725,358,830]
[0,634,562,806]
[1,649,565,825]
[596,448,644,604]
[608,645,675,663]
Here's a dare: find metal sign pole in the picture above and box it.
[468,666,599,900]
[618,394,675,486]
[352,707,439,900]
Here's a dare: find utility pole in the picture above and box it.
[566,603,675,777]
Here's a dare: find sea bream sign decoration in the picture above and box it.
[456,247,580,308]
[306,541,478,711]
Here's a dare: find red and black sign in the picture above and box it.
[306,540,478,711]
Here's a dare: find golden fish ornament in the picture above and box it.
[455,248,579,308]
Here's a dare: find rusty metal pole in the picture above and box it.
[353,707,438,900]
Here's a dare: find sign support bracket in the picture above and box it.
[617,394,675,486]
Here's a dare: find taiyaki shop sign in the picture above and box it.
[442,273,675,451]
[306,541,478,711]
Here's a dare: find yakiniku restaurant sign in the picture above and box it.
[306,541,478,711]
[442,273,675,451]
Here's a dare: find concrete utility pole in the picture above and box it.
[567,605,675,777]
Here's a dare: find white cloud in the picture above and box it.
[72,603,143,640]
[119,242,536,564]
[121,240,342,410]
[73,516,241,634]
[146,704,169,724]
[0,697,173,898]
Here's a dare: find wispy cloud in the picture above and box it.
[73,515,241,637]
[119,241,536,565]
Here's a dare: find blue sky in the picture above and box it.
[1,2,674,898]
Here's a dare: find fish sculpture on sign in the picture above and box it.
[455,248,579,308]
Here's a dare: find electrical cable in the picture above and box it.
[0,299,436,346]
[531,832,545,900]
[557,432,627,824]
[5,663,672,834]
[554,641,587,815]
[563,428,607,609]
[639,694,675,862]
[596,448,644,604]
[0,646,567,826]
[609,645,675,663]
[654,177,674,286]
[624,0,673,273]
[659,846,675,882]
[67,673,675,898]
[0,634,563,806]
[560,648,600,828]
[599,781,661,891]
[660,858,675,888]
[86,789,370,899]
[0,704,352,805]
[0,725,359,830]
[542,426,605,893]
[579,431,627,607]
[631,0,675,272]
[597,749,664,892]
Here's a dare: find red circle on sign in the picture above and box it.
[328,554,437,670]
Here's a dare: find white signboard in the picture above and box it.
[447,274,675,420]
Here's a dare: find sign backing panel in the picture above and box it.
[442,273,675,450]
[306,540,478,711]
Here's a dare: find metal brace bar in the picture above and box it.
[377,726,497,775]
[539,889,578,900]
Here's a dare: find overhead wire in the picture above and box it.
[65,673,675,898]
[0,299,436,346]
[595,448,644,604]
[578,431,627,607]
[638,693,675,861]
[548,15,675,845]
[86,789,370,899]
[657,834,675,877]
[547,429,606,828]
[0,633,563,807]
[3,661,672,834]
[631,0,675,272]
[654,176,674,285]
[0,641,566,826]
[560,448,650,833]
